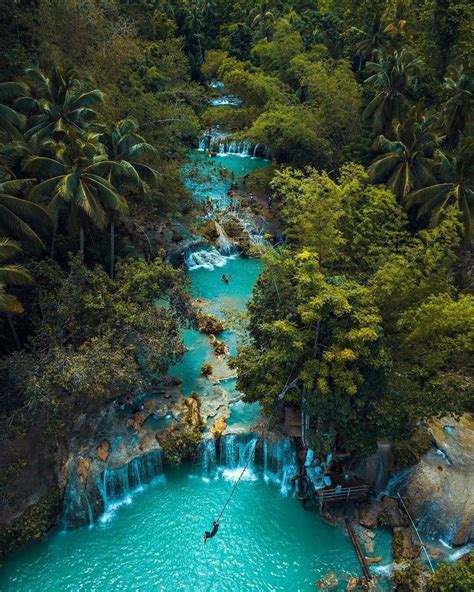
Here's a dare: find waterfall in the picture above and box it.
[198,439,217,475]
[98,449,163,504]
[197,434,296,494]
[220,434,258,481]
[186,247,235,270]
[214,222,233,255]
[262,438,297,494]
[96,449,164,523]
[62,462,96,530]
[252,143,261,157]
[218,141,252,157]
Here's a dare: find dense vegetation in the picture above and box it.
[0,0,472,579]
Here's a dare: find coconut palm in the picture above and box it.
[0,81,27,135]
[250,1,277,39]
[354,14,387,70]
[15,67,103,143]
[0,177,51,251]
[99,118,160,276]
[363,48,423,135]
[382,0,414,44]
[368,106,441,202]
[407,137,474,237]
[25,134,128,259]
[0,238,33,348]
[439,66,473,147]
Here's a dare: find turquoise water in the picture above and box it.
[0,150,394,591]
[0,466,392,591]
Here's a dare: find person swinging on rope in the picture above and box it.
[202,520,219,544]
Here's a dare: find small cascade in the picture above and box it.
[218,141,252,156]
[198,439,217,475]
[186,247,234,270]
[219,434,257,470]
[262,438,297,494]
[62,461,96,530]
[98,449,163,504]
[214,222,234,255]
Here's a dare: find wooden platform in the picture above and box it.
[284,407,301,438]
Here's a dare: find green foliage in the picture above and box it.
[0,487,61,556]
[0,255,193,436]
[427,553,474,592]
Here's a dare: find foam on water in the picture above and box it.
[221,467,258,482]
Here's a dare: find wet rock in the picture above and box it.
[209,334,229,357]
[126,412,147,432]
[346,577,362,591]
[395,413,474,546]
[366,556,381,564]
[364,540,375,554]
[96,439,110,463]
[76,457,93,485]
[211,416,227,439]
[316,572,338,590]
[392,526,420,561]
[144,400,156,414]
[197,313,225,334]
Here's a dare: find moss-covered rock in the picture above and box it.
[197,313,225,334]
[0,487,61,557]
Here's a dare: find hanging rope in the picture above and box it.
[215,442,256,523]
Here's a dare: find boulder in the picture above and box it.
[76,456,93,485]
[211,416,227,439]
[392,526,420,561]
[316,572,338,590]
[126,412,147,432]
[396,413,474,546]
[96,439,110,463]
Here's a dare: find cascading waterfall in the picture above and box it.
[186,247,235,270]
[262,438,297,495]
[197,434,297,494]
[62,462,95,530]
[98,449,164,505]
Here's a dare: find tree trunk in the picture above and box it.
[79,226,85,261]
[110,222,115,278]
[6,313,21,350]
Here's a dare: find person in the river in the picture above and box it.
[221,274,229,284]
[203,521,219,544]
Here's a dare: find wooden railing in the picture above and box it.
[316,484,369,502]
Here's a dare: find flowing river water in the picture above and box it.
[0,149,393,591]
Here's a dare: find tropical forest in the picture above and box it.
[0,1,473,590]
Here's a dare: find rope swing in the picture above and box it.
[203,442,256,543]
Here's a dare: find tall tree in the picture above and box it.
[368,106,441,202]
[407,137,474,237]
[26,134,128,259]
[439,65,473,147]
[363,48,422,135]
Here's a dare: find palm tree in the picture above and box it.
[382,0,414,45]
[0,177,51,251]
[26,134,128,259]
[368,106,441,202]
[15,67,103,143]
[185,0,205,63]
[99,118,160,276]
[407,137,474,237]
[0,238,33,349]
[439,66,473,147]
[250,1,277,39]
[0,82,27,135]
[355,14,387,71]
[363,48,423,135]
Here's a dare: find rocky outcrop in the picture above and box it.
[211,416,227,439]
[390,414,474,546]
[96,440,110,463]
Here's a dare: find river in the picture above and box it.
[0,146,393,591]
